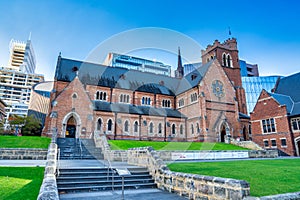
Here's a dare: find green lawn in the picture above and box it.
[0,167,44,200]
[0,136,51,149]
[168,159,300,197]
[108,140,248,150]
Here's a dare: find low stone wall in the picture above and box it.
[37,132,59,200]
[248,150,278,158]
[94,134,128,162]
[231,140,263,150]
[156,150,278,161]
[128,147,250,200]
[0,148,48,160]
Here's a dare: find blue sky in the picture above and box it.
[0,0,300,80]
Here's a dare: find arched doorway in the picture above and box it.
[243,126,247,141]
[220,124,226,142]
[66,116,76,138]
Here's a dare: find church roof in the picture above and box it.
[55,56,213,96]
[93,101,186,118]
[269,71,300,116]
[275,72,300,102]
[268,92,294,114]
[176,60,212,94]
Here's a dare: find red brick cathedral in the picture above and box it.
[43,38,250,142]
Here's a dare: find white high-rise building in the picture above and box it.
[0,38,44,129]
[0,68,44,128]
[8,39,36,74]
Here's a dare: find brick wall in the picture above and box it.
[251,90,295,156]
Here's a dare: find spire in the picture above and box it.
[175,47,184,78]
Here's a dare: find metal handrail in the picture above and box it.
[78,138,83,159]
[57,148,60,176]
[106,152,115,191]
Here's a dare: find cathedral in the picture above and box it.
[43,38,250,142]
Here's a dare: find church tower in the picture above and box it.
[175,47,184,79]
[201,38,247,114]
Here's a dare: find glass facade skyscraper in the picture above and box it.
[242,76,280,114]
[103,53,171,76]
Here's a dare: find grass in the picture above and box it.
[168,159,300,197]
[108,140,248,150]
[0,136,51,149]
[0,167,45,200]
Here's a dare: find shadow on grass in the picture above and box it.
[0,167,44,200]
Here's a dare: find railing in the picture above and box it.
[78,138,83,159]
[57,148,61,176]
[106,151,115,191]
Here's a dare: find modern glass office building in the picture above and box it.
[242,76,281,114]
[103,53,172,76]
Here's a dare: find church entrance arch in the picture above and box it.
[219,121,230,143]
[220,125,226,142]
[62,112,81,138]
[66,116,76,138]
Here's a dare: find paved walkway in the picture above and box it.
[0,156,298,167]
[0,160,46,167]
[59,188,186,200]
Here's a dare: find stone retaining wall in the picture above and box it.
[128,147,250,200]
[0,148,47,160]
[94,134,128,162]
[37,131,59,200]
[231,140,263,150]
[155,150,277,161]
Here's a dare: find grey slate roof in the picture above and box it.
[239,112,250,119]
[55,56,213,96]
[291,102,300,116]
[275,72,300,102]
[93,101,186,118]
[176,60,212,94]
[268,71,300,116]
[269,92,294,114]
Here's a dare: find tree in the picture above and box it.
[9,115,42,136]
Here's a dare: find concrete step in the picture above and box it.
[56,166,157,194]
[57,178,155,187]
[57,174,152,181]
[58,183,157,193]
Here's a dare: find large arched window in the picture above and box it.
[227,54,232,67]
[124,120,129,132]
[172,124,176,135]
[96,91,107,101]
[196,123,200,134]
[158,123,162,134]
[142,97,145,105]
[222,53,227,66]
[134,121,138,133]
[107,119,112,132]
[149,122,154,134]
[96,118,102,131]
[162,99,171,108]
[191,124,194,135]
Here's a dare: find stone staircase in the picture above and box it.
[57,166,157,194]
[57,138,104,160]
